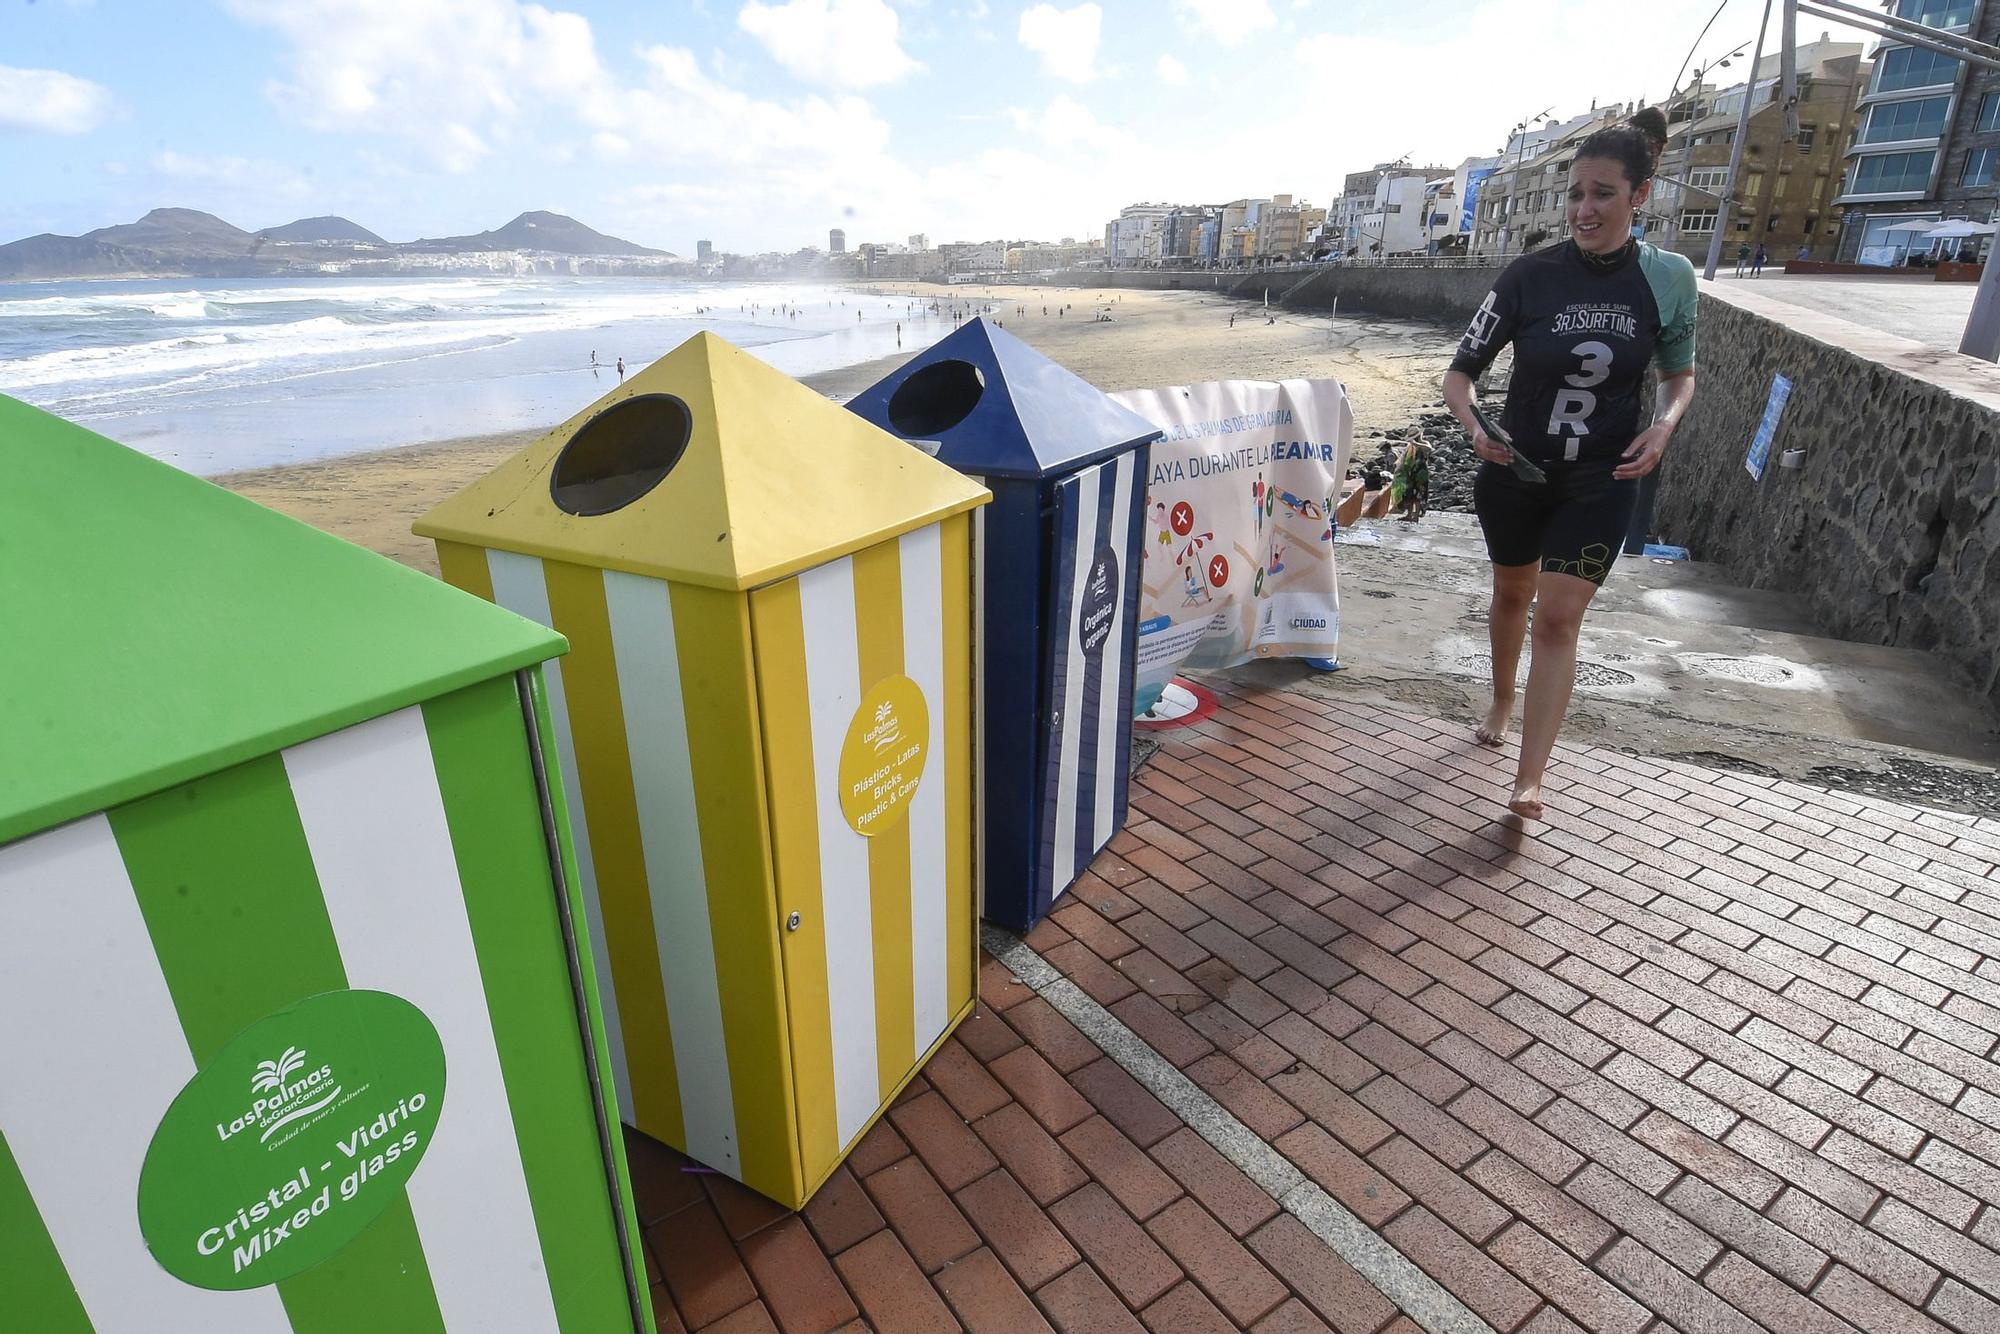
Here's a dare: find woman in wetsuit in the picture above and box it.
[1441,110,1698,820]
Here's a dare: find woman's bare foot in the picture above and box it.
[1475,698,1513,748]
[1507,782,1545,820]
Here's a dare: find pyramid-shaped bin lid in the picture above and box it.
[845,317,1163,481]
[0,394,568,847]
[415,331,990,590]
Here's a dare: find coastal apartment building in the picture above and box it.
[1006,239,1102,272]
[1469,107,1628,257]
[1333,165,1437,254]
[1650,38,1868,263]
[1104,203,1176,264]
[1835,0,2000,264]
[938,240,1007,275]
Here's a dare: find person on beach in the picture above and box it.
[616,357,625,381]
[1753,242,1768,276]
[1735,240,1751,276]
[1441,108,1698,820]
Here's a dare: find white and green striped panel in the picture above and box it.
[0,675,641,1334]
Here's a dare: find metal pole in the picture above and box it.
[1801,0,2000,59]
[1960,245,2000,360]
[1780,0,1800,142]
[1704,0,1774,282]
[1797,3,2000,69]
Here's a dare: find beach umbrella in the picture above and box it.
[1879,219,1943,232]
[1927,220,1996,238]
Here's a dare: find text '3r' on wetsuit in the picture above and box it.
[1451,238,1697,585]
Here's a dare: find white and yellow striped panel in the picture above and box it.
[749,516,976,1193]
[437,520,975,1207]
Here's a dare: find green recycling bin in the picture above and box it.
[0,396,652,1333]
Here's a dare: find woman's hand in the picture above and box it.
[1615,423,1673,479]
[1470,426,1512,465]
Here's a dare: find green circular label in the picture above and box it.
[137,989,446,1290]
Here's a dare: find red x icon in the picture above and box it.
[1170,501,1195,536]
[1207,555,1230,588]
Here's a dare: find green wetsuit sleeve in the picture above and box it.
[1640,244,1698,375]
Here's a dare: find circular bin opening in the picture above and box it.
[550,393,693,516]
[887,360,985,438]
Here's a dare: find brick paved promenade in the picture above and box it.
[639,672,2000,1333]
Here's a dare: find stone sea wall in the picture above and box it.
[1651,286,2000,713]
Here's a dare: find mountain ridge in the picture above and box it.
[0,208,676,279]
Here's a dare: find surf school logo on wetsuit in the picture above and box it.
[217,1045,342,1145]
[1550,304,1638,339]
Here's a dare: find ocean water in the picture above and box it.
[0,275,955,474]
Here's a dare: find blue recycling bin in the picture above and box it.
[848,318,1161,931]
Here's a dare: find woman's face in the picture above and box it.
[1567,156,1650,253]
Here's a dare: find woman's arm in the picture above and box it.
[1443,369,1512,465]
[1616,368,1696,480]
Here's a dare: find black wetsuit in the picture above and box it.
[1451,239,1697,584]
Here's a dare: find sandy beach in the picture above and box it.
[220,282,1461,574]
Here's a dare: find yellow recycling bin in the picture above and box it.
[415,332,989,1208]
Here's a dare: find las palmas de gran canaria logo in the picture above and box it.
[221,1043,343,1145]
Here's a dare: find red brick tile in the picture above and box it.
[831,1227,960,1334]
[702,1171,792,1242]
[954,1167,1081,1289]
[1070,1056,1183,1148]
[1267,1066,1395,1154]
[1465,1150,1615,1260]
[1059,1114,1183,1220]
[1703,1252,1853,1334]
[1368,1135,1510,1243]
[1274,1122,1411,1227]
[627,1131,707,1225]
[1448,1087,1583,1184]
[1765,1187,1936,1304]
[1355,1076,1484,1169]
[980,955,1035,1010]
[1594,1238,1764,1334]
[1600,1053,1738,1139]
[1035,1261,1148,1334]
[1532,1099,1675,1194]
[1248,1304,1344,1334]
[651,1201,759,1330]
[988,1045,1095,1135]
[996,995,1100,1073]
[649,1282,689,1332]
[739,1215,858,1334]
[1049,1182,1183,1308]
[1051,900,1140,961]
[1563,1163,1720,1275]
[923,1039,1013,1120]
[933,1246,1055,1334]
[1345,1024,1465,1103]
[844,1118,910,1177]
[956,1004,1026,1062]
[1048,938,1146,1004]
[1024,915,1074,954]
[1489,1221,1649,1334]
[1811,1265,1953,1334]
[1264,1012,1378,1091]
[701,1300,779,1333]
[1187,1052,1305,1139]
[889,1089,1000,1191]
[1109,992,1215,1067]
[1629,1111,1781,1209]
[1384,1206,1540,1332]
[1245,1213,1398,1334]
[1148,1127,1281,1238]
[1232,1031,1299,1079]
[1146,1197,1289,1326]
[1186,997,1262,1052]
[972,1102,1089,1205]
[1141,1280,1237,1334]
[1662,1174,1827,1288]
[1413,982,1533,1057]
[863,1155,981,1273]
[801,1164,884,1255]
[1929,1278,2000,1331]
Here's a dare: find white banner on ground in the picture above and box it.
[1109,378,1353,714]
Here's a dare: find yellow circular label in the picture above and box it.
[838,675,930,837]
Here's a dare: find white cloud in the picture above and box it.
[1006,94,1133,153]
[224,0,604,171]
[1172,0,1272,46]
[1017,3,1101,84]
[737,0,924,89]
[0,65,115,133]
[1154,54,1187,86]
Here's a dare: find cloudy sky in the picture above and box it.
[5,0,1870,256]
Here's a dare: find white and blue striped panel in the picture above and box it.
[1040,451,1142,905]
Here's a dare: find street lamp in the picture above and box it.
[1497,105,1554,259]
[1658,42,1749,245]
